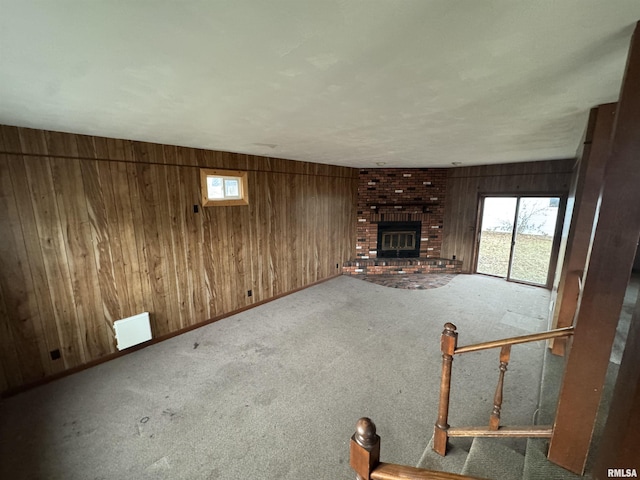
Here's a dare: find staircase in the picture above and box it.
[416,349,620,480]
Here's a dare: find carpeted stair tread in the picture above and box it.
[523,438,583,480]
[416,437,470,474]
[461,438,525,480]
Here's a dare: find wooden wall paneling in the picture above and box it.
[216,207,236,313]
[50,155,110,360]
[164,147,194,329]
[266,174,281,298]
[315,175,325,282]
[200,204,219,319]
[0,286,19,391]
[193,189,209,322]
[24,156,85,368]
[75,133,97,160]
[1,130,52,382]
[1,124,359,394]
[176,164,206,324]
[266,173,283,295]
[231,203,250,311]
[92,138,132,322]
[304,174,314,284]
[17,127,48,156]
[153,164,183,332]
[6,151,62,377]
[99,160,134,322]
[248,171,268,302]
[304,175,316,284]
[109,161,143,319]
[207,204,234,316]
[223,206,241,311]
[245,173,258,307]
[282,173,295,291]
[335,177,348,276]
[135,162,170,337]
[44,130,77,157]
[125,162,155,324]
[288,173,301,289]
[0,157,34,387]
[322,177,334,279]
[261,171,276,300]
[45,131,111,359]
[314,176,326,281]
[80,160,121,335]
[231,203,252,311]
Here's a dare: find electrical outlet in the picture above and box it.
[50,349,61,360]
[247,290,252,297]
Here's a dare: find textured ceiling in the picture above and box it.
[1,1,639,168]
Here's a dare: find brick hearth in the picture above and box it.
[344,167,459,275]
[342,257,462,275]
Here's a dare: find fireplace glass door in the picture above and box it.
[377,221,421,258]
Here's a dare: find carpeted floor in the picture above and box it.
[0,274,552,480]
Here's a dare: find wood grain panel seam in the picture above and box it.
[0,152,357,179]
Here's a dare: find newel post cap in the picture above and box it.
[350,417,381,479]
[443,322,457,334]
[354,417,377,448]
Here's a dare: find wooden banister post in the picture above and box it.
[433,322,458,456]
[350,417,381,480]
[489,345,511,430]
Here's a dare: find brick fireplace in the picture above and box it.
[343,168,462,275]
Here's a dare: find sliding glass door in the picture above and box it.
[476,196,561,286]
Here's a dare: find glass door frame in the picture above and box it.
[473,192,567,288]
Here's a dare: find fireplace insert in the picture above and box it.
[376,221,421,258]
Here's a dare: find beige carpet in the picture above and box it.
[0,274,552,480]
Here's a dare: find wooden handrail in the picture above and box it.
[454,326,574,354]
[433,323,575,457]
[372,463,486,480]
[351,418,487,480]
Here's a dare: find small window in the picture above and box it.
[200,169,249,206]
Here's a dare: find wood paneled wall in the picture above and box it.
[442,159,575,273]
[0,125,358,394]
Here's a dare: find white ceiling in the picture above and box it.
[1,1,639,168]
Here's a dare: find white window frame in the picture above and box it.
[200,169,249,207]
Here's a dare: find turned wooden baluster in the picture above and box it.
[433,322,458,456]
[350,417,381,480]
[489,344,511,430]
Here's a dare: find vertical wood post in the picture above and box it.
[550,103,615,356]
[489,345,511,430]
[350,417,380,480]
[433,322,457,456]
[548,21,640,474]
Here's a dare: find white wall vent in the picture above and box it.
[113,312,152,351]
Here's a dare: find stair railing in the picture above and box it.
[350,417,487,480]
[433,322,575,456]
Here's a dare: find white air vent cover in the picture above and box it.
[113,312,152,350]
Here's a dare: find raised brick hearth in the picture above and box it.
[342,258,462,275]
